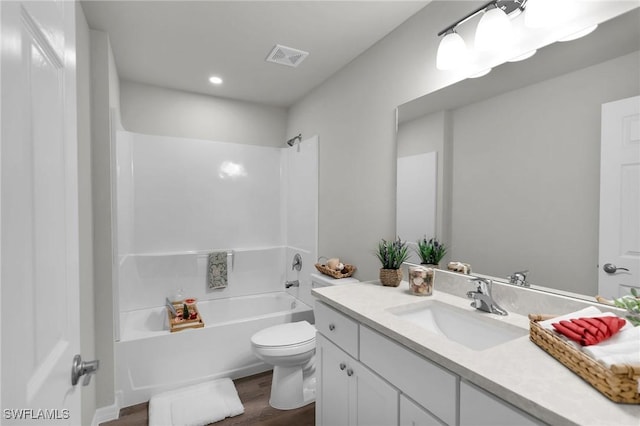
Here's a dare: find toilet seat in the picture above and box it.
[251,321,316,357]
[251,320,316,348]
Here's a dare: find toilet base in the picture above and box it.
[269,362,316,410]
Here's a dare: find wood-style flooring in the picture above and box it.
[100,371,314,426]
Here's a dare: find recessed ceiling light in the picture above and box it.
[209,76,223,85]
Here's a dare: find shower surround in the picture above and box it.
[113,131,318,403]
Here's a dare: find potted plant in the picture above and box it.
[376,237,409,287]
[416,236,447,268]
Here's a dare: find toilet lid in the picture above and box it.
[251,321,316,347]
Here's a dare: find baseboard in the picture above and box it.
[91,391,122,426]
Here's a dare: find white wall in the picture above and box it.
[120,80,288,147]
[450,51,640,295]
[90,29,119,411]
[286,1,475,280]
[75,6,96,426]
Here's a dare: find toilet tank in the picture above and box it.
[311,272,359,289]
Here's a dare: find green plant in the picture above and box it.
[612,288,640,327]
[416,236,447,265]
[376,237,409,270]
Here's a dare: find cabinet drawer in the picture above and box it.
[360,326,458,426]
[315,301,359,358]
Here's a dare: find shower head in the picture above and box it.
[286,134,302,147]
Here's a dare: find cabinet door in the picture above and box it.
[352,360,399,426]
[317,334,351,426]
[460,381,543,426]
[400,395,444,426]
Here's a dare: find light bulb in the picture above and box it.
[209,76,223,85]
[475,6,512,52]
[436,31,468,70]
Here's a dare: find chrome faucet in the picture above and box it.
[507,270,529,287]
[285,280,300,288]
[466,277,508,316]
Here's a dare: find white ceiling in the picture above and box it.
[81,1,430,107]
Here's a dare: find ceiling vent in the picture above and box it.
[265,44,309,68]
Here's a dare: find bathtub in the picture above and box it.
[115,292,314,406]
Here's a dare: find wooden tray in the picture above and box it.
[529,314,640,404]
[167,303,204,332]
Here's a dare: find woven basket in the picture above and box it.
[379,268,402,287]
[314,263,356,279]
[529,314,640,404]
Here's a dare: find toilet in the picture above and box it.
[250,273,359,410]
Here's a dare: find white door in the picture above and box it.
[1,0,82,423]
[598,96,640,299]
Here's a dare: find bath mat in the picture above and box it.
[148,378,244,426]
[207,252,228,290]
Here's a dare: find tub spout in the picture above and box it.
[285,280,300,288]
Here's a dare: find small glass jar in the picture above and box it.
[409,266,434,296]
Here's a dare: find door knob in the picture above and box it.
[603,263,630,274]
[71,354,99,386]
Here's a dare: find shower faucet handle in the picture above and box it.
[292,253,302,271]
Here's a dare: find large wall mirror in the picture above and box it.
[396,8,640,300]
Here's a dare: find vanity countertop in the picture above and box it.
[312,281,640,426]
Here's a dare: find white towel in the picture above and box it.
[539,306,602,331]
[149,378,244,426]
[583,327,640,367]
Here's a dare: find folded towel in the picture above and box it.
[551,316,626,346]
[207,252,228,290]
[149,378,244,426]
[539,306,602,331]
[583,327,640,367]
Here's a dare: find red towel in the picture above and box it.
[551,316,626,346]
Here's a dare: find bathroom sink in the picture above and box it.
[389,301,527,351]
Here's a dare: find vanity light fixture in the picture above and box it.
[474,3,513,52]
[435,0,526,71]
[436,30,468,70]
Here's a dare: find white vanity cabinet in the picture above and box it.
[360,326,457,425]
[315,301,398,426]
[315,300,542,426]
[459,381,543,426]
[316,333,399,426]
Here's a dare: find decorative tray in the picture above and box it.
[529,314,640,404]
[167,302,204,333]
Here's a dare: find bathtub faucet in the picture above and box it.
[285,280,300,288]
